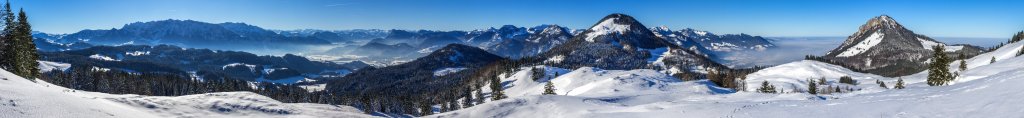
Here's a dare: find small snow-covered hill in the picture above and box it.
[744,60,889,92]
[481,66,730,99]
[0,68,374,118]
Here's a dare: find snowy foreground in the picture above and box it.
[4,42,1023,118]
[0,69,374,118]
[432,41,1024,118]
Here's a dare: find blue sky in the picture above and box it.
[15,0,1024,38]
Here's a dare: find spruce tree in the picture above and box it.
[894,77,906,89]
[417,102,431,116]
[927,45,952,86]
[11,9,38,79]
[817,77,826,85]
[0,1,12,70]
[877,79,888,89]
[1018,46,1024,56]
[756,81,776,93]
[489,74,506,101]
[474,83,484,105]
[542,81,556,95]
[807,78,817,94]
[990,57,996,64]
[462,87,474,108]
[958,53,967,71]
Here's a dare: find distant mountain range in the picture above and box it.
[34,20,332,52]
[33,19,776,67]
[39,45,367,83]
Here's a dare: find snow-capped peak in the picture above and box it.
[539,24,566,35]
[868,15,903,30]
[584,14,634,42]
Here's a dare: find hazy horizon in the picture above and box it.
[14,0,1024,38]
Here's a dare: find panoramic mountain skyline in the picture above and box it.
[5,1,1024,117]
[15,0,1024,38]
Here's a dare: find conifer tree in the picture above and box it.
[0,1,13,71]
[877,79,888,89]
[542,81,556,95]
[1018,46,1024,56]
[756,81,776,93]
[474,83,484,105]
[895,77,906,89]
[834,86,840,93]
[958,53,968,71]
[462,87,474,108]
[927,45,952,86]
[489,74,506,101]
[11,9,38,79]
[807,78,817,94]
[817,77,826,85]
[418,102,433,116]
[439,102,449,112]
[990,56,996,64]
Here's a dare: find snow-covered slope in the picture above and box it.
[0,70,157,118]
[433,41,1024,117]
[0,69,374,118]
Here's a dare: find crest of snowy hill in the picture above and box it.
[481,66,733,99]
[539,13,726,72]
[823,15,984,77]
[651,26,776,55]
[743,60,888,92]
[0,69,374,118]
[326,44,504,95]
[431,40,1024,118]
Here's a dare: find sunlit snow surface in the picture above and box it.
[0,69,375,118]
[836,31,884,57]
[585,18,631,42]
[432,41,1024,118]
